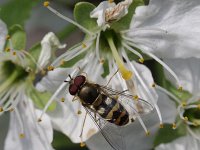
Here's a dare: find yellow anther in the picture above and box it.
[60,60,65,66]
[159,123,164,128]
[41,70,46,75]
[77,110,82,115]
[43,1,50,7]
[151,83,156,88]
[5,47,10,52]
[0,107,3,112]
[80,142,86,147]
[115,95,119,100]
[19,133,25,139]
[47,66,54,71]
[108,0,114,3]
[99,59,105,64]
[6,35,10,40]
[9,108,14,112]
[172,123,176,129]
[184,116,188,122]
[139,58,144,63]
[178,86,183,91]
[13,51,16,55]
[61,97,65,102]
[82,43,87,48]
[181,102,187,108]
[145,131,150,136]
[38,118,42,122]
[193,121,200,127]
[133,95,139,101]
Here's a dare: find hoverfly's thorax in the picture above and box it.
[78,83,99,105]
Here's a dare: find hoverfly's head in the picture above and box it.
[66,75,86,95]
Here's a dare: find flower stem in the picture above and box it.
[0,70,18,93]
[106,32,132,80]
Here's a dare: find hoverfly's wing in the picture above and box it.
[83,107,126,150]
[99,85,154,116]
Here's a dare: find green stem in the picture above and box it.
[0,70,18,93]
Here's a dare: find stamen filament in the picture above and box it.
[122,42,144,62]
[123,39,182,88]
[187,126,200,141]
[155,84,181,104]
[122,51,163,125]
[15,108,25,137]
[39,68,79,120]
[45,4,94,36]
[106,35,132,80]
[51,41,93,67]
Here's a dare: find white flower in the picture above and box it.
[43,1,163,133]
[0,20,61,150]
[154,58,200,149]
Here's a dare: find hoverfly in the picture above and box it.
[65,73,154,150]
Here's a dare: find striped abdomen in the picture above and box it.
[94,94,129,126]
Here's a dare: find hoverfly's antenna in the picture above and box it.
[64,74,73,82]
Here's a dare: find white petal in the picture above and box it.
[90,1,115,26]
[0,19,7,51]
[163,58,200,95]
[4,100,54,150]
[36,67,70,92]
[129,0,200,58]
[156,136,200,150]
[157,91,177,123]
[38,32,66,69]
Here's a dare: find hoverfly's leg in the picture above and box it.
[79,112,88,147]
[72,96,79,102]
[105,69,119,86]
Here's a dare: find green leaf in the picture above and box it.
[154,124,187,147]
[52,131,88,150]
[74,2,98,32]
[0,0,38,27]
[111,0,144,31]
[6,24,26,50]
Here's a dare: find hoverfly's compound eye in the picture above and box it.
[69,84,78,95]
[74,75,86,87]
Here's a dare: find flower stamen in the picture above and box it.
[43,2,94,36]
[123,38,182,89]
[172,123,177,129]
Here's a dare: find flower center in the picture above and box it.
[101,30,133,80]
[2,61,29,84]
[184,106,200,128]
